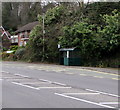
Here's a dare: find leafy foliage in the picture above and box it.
[15,48,26,60]
[59,9,120,65]
[2,2,120,67]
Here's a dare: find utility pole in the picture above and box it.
[42,1,45,62]
[42,12,45,62]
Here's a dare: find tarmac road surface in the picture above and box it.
[1,61,119,109]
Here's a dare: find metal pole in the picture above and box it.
[42,13,45,62]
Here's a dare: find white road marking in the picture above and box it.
[99,102,119,105]
[39,79,67,86]
[112,78,119,80]
[0,79,3,81]
[65,72,74,74]
[14,74,29,78]
[39,79,52,83]
[55,93,115,108]
[52,82,67,86]
[2,71,9,74]
[77,68,119,77]
[86,89,120,98]
[12,82,39,90]
[79,74,87,76]
[37,87,71,89]
[63,93,100,95]
[93,76,103,78]
[28,66,35,68]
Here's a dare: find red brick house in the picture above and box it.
[15,21,39,46]
[11,35,18,46]
[0,26,11,50]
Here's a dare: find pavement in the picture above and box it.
[1,61,119,109]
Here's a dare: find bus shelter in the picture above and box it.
[59,47,82,66]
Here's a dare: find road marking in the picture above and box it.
[39,79,67,86]
[37,87,71,89]
[93,76,103,78]
[0,79,3,81]
[55,93,115,108]
[95,71,119,76]
[65,72,74,74]
[37,68,42,70]
[112,78,119,80]
[12,82,39,90]
[77,68,119,77]
[86,89,120,98]
[2,71,9,74]
[28,66,35,68]
[52,82,67,86]
[79,74,87,76]
[63,93,100,95]
[39,79,52,83]
[14,74,30,78]
[99,102,119,105]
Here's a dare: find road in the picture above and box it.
[1,61,119,109]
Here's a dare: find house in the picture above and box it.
[15,21,39,46]
[0,26,11,50]
[11,35,18,46]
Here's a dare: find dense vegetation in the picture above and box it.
[2,2,120,67]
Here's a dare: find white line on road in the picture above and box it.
[39,79,52,83]
[99,102,119,105]
[14,74,30,78]
[52,82,67,86]
[2,71,10,74]
[37,87,71,89]
[63,93,100,95]
[12,82,39,90]
[86,88,120,98]
[65,72,74,74]
[112,78,119,80]
[39,79,67,86]
[93,76,103,78]
[55,93,115,108]
[77,68,119,77]
[79,74,87,76]
[28,66,35,68]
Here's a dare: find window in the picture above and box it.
[24,32,28,38]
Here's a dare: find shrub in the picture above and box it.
[3,47,7,51]
[2,52,16,61]
[2,52,10,59]
[10,45,18,51]
[15,48,26,60]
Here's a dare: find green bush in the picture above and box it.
[10,45,18,50]
[2,52,10,59]
[15,48,26,60]
[2,52,16,61]
[3,47,7,51]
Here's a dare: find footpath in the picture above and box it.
[2,61,119,75]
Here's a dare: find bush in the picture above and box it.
[3,47,7,51]
[10,45,18,51]
[2,52,16,61]
[15,48,26,60]
[2,52,10,59]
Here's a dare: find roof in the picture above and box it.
[6,31,11,37]
[15,21,39,33]
[59,47,79,51]
[0,26,5,31]
[1,32,11,39]
[0,26,5,36]
[0,26,11,39]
